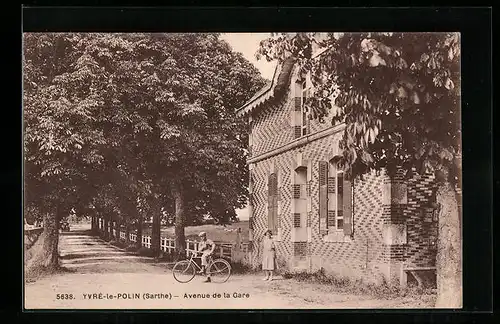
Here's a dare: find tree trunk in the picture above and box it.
[136,213,143,250]
[110,214,115,241]
[91,215,96,233]
[435,181,462,308]
[103,213,109,241]
[118,219,123,242]
[125,220,130,246]
[173,181,186,258]
[151,199,162,257]
[25,212,60,277]
[97,217,102,235]
[94,216,99,234]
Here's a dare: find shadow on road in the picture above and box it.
[56,229,167,274]
[60,229,93,236]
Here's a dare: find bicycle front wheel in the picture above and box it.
[172,260,196,283]
[208,259,231,283]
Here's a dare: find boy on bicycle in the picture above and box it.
[197,232,215,283]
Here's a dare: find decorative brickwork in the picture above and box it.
[403,173,438,268]
[294,242,307,257]
[245,65,438,285]
[252,96,294,157]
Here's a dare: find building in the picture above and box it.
[236,56,439,287]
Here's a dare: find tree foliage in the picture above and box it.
[257,32,461,185]
[24,32,265,231]
[257,32,462,308]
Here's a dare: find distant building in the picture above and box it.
[236,55,439,287]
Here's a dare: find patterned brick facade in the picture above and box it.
[241,64,438,286]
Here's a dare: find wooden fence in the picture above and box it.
[96,219,249,260]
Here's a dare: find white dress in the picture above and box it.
[261,237,276,271]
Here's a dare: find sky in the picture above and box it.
[221,33,277,81]
[221,33,278,221]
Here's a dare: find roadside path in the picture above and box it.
[24,224,434,309]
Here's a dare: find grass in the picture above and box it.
[282,268,436,300]
[229,260,257,274]
[25,262,75,282]
[141,221,249,243]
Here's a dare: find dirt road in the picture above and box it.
[24,224,434,309]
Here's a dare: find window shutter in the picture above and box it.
[277,172,281,229]
[268,173,278,233]
[293,184,302,199]
[319,161,328,235]
[319,162,328,186]
[293,213,301,228]
[327,176,336,193]
[268,197,274,231]
[327,210,336,228]
[294,126,302,139]
[273,196,278,233]
[294,97,302,111]
[272,173,278,196]
[268,186,274,231]
[343,177,353,236]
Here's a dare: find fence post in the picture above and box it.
[235,228,242,251]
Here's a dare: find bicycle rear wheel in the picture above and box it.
[172,260,196,283]
[208,259,231,283]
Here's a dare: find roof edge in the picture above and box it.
[236,57,296,117]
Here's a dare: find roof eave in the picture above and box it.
[235,57,295,117]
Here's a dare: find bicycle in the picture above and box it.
[172,252,232,283]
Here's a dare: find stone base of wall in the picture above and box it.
[242,249,406,287]
[290,256,310,271]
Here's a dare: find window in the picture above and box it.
[319,160,354,236]
[268,173,278,233]
[301,80,310,136]
[248,122,253,157]
[335,169,344,230]
[292,166,307,230]
[318,161,328,235]
[293,78,311,139]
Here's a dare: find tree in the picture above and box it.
[24,32,265,268]
[257,32,461,308]
[23,33,142,273]
[24,33,106,273]
[108,33,265,256]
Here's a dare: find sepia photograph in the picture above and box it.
[23,31,462,310]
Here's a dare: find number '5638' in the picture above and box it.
[56,294,74,300]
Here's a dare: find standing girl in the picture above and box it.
[261,229,276,281]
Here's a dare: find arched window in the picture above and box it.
[293,77,311,139]
[318,159,353,236]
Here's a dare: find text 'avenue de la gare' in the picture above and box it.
[183,292,250,299]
